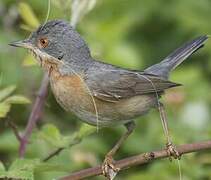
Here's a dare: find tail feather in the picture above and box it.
[145,35,208,79]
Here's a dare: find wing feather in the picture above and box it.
[86,69,180,102]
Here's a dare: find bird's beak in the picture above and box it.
[9,39,32,49]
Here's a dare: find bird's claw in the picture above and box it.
[165,142,181,161]
[102,155,120,180]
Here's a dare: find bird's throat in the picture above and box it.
[40,58,60,77]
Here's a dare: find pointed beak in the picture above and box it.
[9,39,33,49]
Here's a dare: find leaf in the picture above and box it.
[9,159,40,171]
[38,124,96,151]
[75,124,96,139]
[41,124,62,141]
[0,85,16,102]
[18,2,40,29]
[5,95,31,104]
[38,124,71,148]
[6,170,33,180]
[0,103,11,118]
[8,159,40,179]
[22,54,38,66]
[0,159,40,180]
[20,24,36,32]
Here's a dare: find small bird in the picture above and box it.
[10,20,208,179]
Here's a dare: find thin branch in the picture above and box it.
[43,147,64,162]
[6,119,22,142]
[43,137,82,162]
[19,73,49,157]
[59,140,211,180]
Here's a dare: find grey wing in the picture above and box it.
[85,69,180,102]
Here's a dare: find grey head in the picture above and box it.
[9,20,91,65]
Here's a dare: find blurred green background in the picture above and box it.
[0,0,211,179]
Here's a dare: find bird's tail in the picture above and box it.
[145,35,208,79]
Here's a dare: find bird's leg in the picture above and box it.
[102,121,135,179]
[158,102,180,160]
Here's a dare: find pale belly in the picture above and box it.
[50,73,157,127]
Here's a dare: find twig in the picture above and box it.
[6,119,22,142]
[43,136,82,162]
[19,73,49,157]
[43,147,64,162]
[59,140,211,180]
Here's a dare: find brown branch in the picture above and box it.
[59,140,211,180]
[19,73,49,157]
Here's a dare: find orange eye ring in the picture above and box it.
[39,37,49,48]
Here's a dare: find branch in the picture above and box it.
[43,136,83,162]
[6,118,22,142]
[19,73,49,157]
[43,147,64,162]
[59,140,211,180]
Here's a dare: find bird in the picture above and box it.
[9,19,208,179]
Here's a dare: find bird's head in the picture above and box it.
[9,20,91,66]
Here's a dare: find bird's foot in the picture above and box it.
[165,142,181,161]
[102,154,120,180]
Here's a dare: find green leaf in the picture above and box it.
[6,170,33,180]
[0,159,40,180]
[8,159,40,180]
[41,124,62,142]
[9,159,40,171]
[20,24,36,32]
[0,85,16,102]
[18,2,40,30]
[76,124,96,139]
[38,124,71,148]
[0,103,11,118]
[22,54,38,66]
[5,95,31,104]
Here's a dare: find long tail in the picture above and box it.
[145,35,208,79]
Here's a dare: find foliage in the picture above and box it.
[0,85,30,118]
[0,159,39,179]
[18,2,40,31]
[0,0,211,179]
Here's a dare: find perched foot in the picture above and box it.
[102,155,120,180]
[165,142,181,161]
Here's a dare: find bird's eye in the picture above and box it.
[38,37,49,48]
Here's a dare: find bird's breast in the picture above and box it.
[49,68,94,113]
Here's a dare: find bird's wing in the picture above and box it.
[85,69,180,102]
